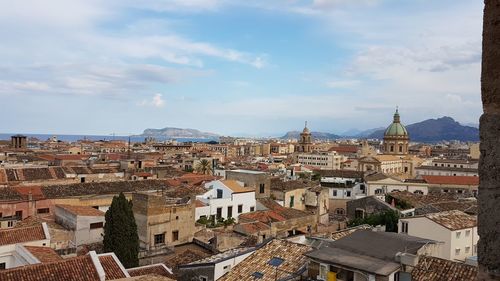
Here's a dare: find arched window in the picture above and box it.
[335,208,345,215]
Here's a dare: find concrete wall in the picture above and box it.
[225,170,270,199]
[132,193,196,252]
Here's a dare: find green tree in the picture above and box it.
[348,210,399,232]
[103,192,139,268]
[195,159,212,175]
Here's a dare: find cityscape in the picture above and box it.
[0,1,499,281]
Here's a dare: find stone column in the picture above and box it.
[478,0,500,280]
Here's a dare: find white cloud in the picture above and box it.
[140,93,166,108]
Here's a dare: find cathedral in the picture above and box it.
[383,108,410,155]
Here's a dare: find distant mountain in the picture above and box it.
[281,131,341,140]
[138,127,219,139]
[367,116,479,142]
[353,127,386,138]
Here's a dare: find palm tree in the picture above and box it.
[195,159,212,175]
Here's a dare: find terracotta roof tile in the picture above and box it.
[411,256,477,281]
[0,224,47,246]
[24,246,62,263]
[422,175,479,186]
[424,210,477,230]
[219,239,311,281]
[128,264,174,278]
[0,254,101,281]
[56,204,105,217]
[98,254,128,280]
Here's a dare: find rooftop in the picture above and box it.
[221,180,255,193]
[98,253,128,280]
[422,175,479,186]
[56,204,105,217]
[24,246,62,263]
[127,264,174,279]
[424,210,477,230]
[219,239,311,281]
[411,256,477,281]
[0,224,47,246]
[0,254,100,281]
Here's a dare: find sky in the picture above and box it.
[0,0,483,137]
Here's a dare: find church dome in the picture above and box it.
[384,109,408,137]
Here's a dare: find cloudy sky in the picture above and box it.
[0,0,483,136]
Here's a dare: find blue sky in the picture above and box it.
[0,0,483,136]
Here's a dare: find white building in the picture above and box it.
[399,210,478,261]
[297,151,347,170]
[196,180,256,222]
[365,173,429,198]
[0,223,51,269]
[54,204,105,245]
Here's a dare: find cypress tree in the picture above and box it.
[103,192,139,268]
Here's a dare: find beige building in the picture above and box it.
[399,210,478,261]
[296,122,313,153]
[297,151,346,170]
[132,192,196,258]
[226,169,270,199]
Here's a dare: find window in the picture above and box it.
[216,189,223,199]
[172,230,179,241]
[154,233,165,245]
[335,208,345,215]
[0,262,5,269]
[200,276,208,281]
[259,183,265,194]
[37,208,49,214]
[375,189,383,195]
[15,211,22,218]
[401,221,409,233]
[456,231,461,239]
[227,206,233,218]
[390,145,394,152]
[455,248,461,255]
[216,207,223,219]
[399,146,403,152]
[332,190,338,197]
[466,230,471,237]
[346,191,351,197]
[90,222,103,229]
[238,204,243,213]
[465,246,470,253]
[289,196,295,208]
[223,265,231,273]
[7,221,14,227]
[355,209,364,219]
[250,206,255,212]
[80,177,85,183]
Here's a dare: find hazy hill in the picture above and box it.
[281,131,341,140]
[367,116,479,142]
[138,127,219,139]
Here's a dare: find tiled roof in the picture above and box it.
[24,246,62,263]
[330,225,373,241]
[194,199,207,208]
[0,224,47,246]
[56,204,105,217]
[411,256,477,281]
[316,170,364,179]
[0,187,23,201]
[98,254,128,280]
[164,248,211,271]
[128,264,174,278]
[328,146,359,153]
[0,254,101,281]
[234,221,271,235]
[424,210,477,230]
[219,239,311,281]
[41,180,171,198]
[14,186,45,200]
[221,180,254,193]
[270,178,317,191]
[387,191,461,208]
[422,175,479,186]
[256,198,312,220]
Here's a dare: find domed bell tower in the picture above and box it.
[383,109,410,155]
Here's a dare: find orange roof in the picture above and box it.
[195,199,207,208]
[133,172,153,177]
[15,186,45,200]
[221,180,254,193]
[56,205,105,217]
[423,175,479,186]
[236,221,271,234]
[128,264,174,278]
[24,246,62,263]
[98,254,127,280]
[0,254,100,281]
[0,224,47,246]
